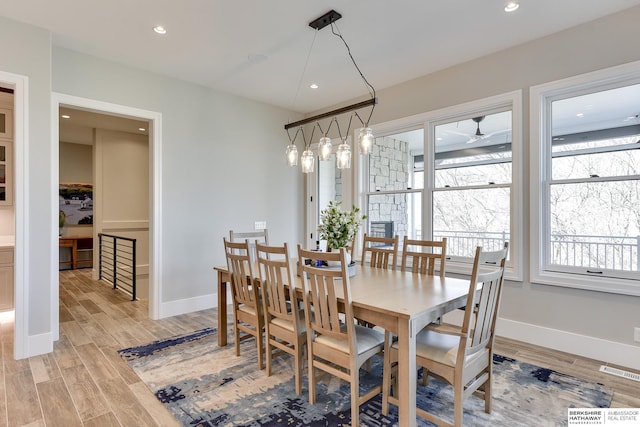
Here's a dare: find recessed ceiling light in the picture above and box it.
[504,2,519,12]
[310,83,319,89]
[61,114,71,119]
[153,26,167,35]
[576,113,584,118]
[138,127,146,132]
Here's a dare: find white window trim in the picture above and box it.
[530,60,640,296]
[369,90,523,282]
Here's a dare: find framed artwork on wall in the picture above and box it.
[59,182,93,226]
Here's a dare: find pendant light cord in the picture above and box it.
[331,22,376,125]
[290,30,318,113]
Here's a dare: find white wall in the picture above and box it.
[59,141,92,183]
[51,48,304,309]
[326,6,640,367]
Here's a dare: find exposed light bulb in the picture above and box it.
[318,136,332,160]
[153,26,167,35]
[301,149,315,173]
[286,143,298,167]
[358,127,374,154]
[336,141,351,169]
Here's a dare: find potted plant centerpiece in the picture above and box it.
[317,200,366,267]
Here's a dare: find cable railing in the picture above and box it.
[98,233,137,300]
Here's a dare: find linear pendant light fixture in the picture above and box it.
[285,9,378,173]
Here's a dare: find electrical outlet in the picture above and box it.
[634,327,640,343]
[254,221,267,230]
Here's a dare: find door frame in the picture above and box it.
[51,93,163,342]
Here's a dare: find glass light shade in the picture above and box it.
[336,142,351,169]
[286,143,298,166]
[358,127,374,154]
[301,149,315,173]
[318,136,332,160]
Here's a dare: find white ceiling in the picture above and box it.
[2,0,640,115]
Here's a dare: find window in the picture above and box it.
[364,129,423,241]
[531,62,640,295]
[363,91,522,278]
[432,110,513,260]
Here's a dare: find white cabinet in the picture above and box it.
[0,247,14,312]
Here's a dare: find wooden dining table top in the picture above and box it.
[216,262,470,324]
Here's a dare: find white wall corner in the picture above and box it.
[27,332,54,358]
[159,293,216,319]
[496,318,640,372]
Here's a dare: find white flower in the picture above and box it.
[317,201,367,250]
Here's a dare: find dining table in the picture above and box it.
[213,263,471,427]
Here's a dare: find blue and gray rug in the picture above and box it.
[118,328,612,426]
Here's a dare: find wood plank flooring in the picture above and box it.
[0,269,636,426]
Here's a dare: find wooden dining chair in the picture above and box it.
[297,245,385,427]
[361,233,399,270]
[223,237,265,370]
[255,242,306,395]
[400,236,447,277]
[382,242,509,427]
[229,229,269,262]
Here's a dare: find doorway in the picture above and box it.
[52,93,162,343]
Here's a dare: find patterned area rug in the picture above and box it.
[118,328,612,426]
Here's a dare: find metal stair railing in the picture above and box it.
[98,233,137,301]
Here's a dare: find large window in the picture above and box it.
[364,129,423,242]
[432,110,513,260]
[531,63,640,294]
[363,91,522,278]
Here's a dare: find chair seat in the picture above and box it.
[271,309,306,333]
[392,329,486,367]
[237,303,261,317]
[315,324,384,355]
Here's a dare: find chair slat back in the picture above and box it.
[461,242,509,358]
[256,242,295,322]
[230,229,268,262]
[361,233,399,270]
[298,246,355,345]
[223,238,259,308]
[401,237,447,277]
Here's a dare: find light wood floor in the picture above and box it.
[0,269,637,426]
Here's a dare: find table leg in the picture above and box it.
[72,240,78,270]
[397,317,417,427]
[217,270,228,347]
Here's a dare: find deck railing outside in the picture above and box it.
[430,230,638,272]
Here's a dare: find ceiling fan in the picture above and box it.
[463,116,486,143]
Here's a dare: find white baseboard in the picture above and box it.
[496,318,640,371]
[26,332,53,358]
[159,293,216,318]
